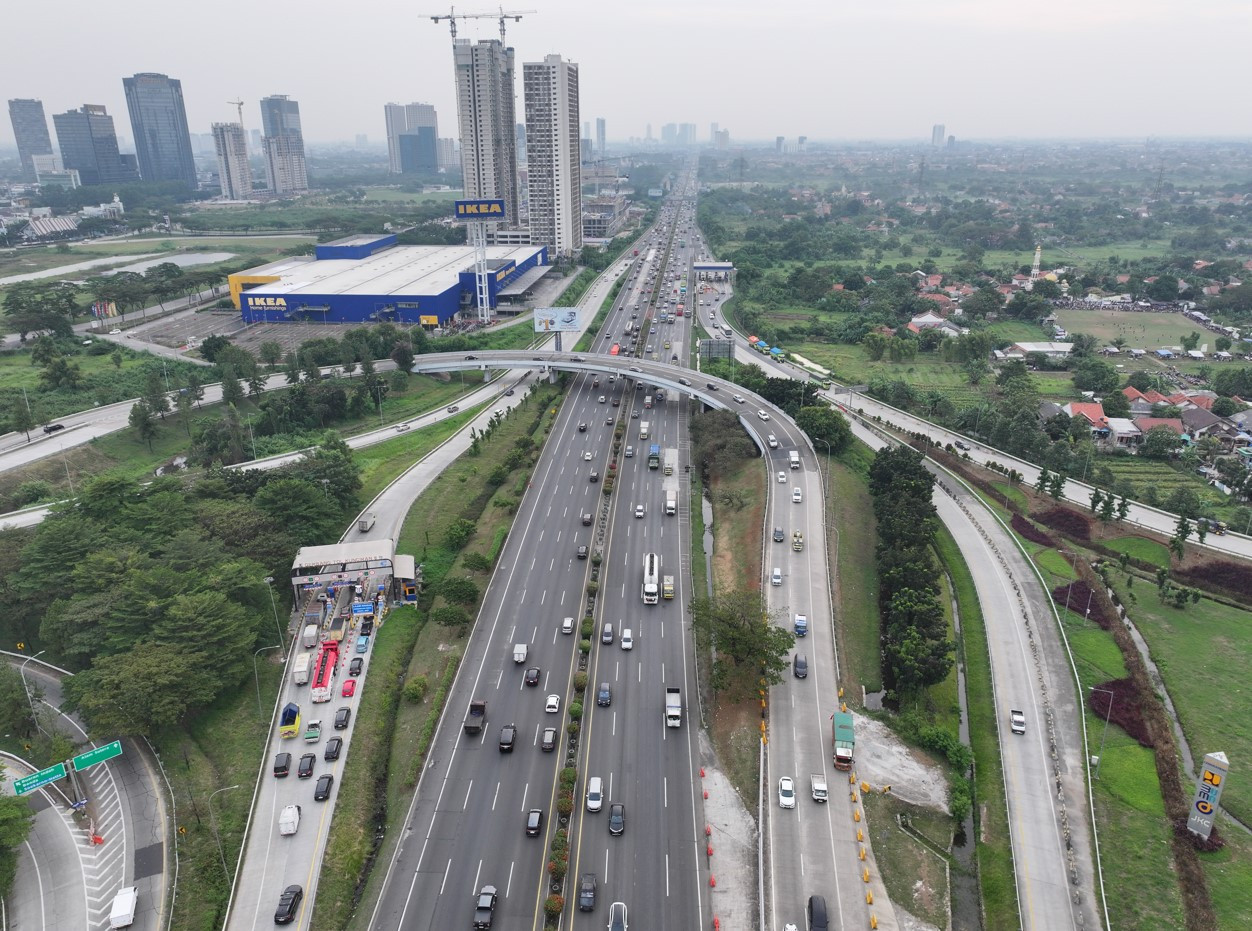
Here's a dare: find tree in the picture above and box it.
[439,576,479,605]
[445,518,476,550]
[1048,472,1066,500]
[1215,336,1232,353]
[128,399,159,451]
[220,364,245,408]
[10,402,36,441]
[63,642,217,735]
[691,590,793,697]
[1170,516,1192,561]
[1071,358,1120,394]
[1141,426,1180,460]
[198,334,233,363]
[1101,389,1130,418]
[185,370,205,408]
[142,369,171,420]
[0,787,37,897]
[38,356,84,391]
[390,339,415,376]
[431,605,470,628]
[258,340,283,369]
[795,406,852,454]
[1180,331,1200,352]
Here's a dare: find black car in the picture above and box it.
[42,423,65,434]
[464,355,478,360]
[324,737,342,761]
[773,527,785,543]
[525,808,543,836]
[360,618,374,637]
[273,752,291,777]
[597,682,612,707]
[314,773,334,801]
[297,753,316,779]
[541,727,557,752]
[499,723,517,752]
[590,470,600,483]
[608,802,625,835]
[954,440,971,451]
[349,657,363,676]
[334,707,351,730]
[274,884,303,924]
[793,654,809,679]
[524,666,541,687]
[473,885,498,929]
[578,872,597,911]
[578,422,587,432]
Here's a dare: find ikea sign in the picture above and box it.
[454,199,506,219]
[247,296,287,308]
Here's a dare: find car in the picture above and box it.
[505,388,515,396]
[526,808,544,836]
[349,657,363,676]
[624,445,634,457]
[590,470,600,482]
[635,504,645,518]
[612,398,620,407]
[524,666,541,686]
[597,682,612,706]
[493,408,504,418]
[577,544,589,560]
[324,736,342,761]
[499,723,517,752]
[578,422,587,432]
[777,471,787,484]
[342,679,357,698]
[593,377,601,387]
[793,654,808,678]
[562,616,575,634]
[446,404,460,413]
[578,872,597,911]
[274,884,303,924]
[473,884,498,929]
[771,567,783,586]
[608,901,628,931]
[1010,709,1027,735]
[808,894,830,931]
[360,618,374,637]
[273,752,292,777]
[608,802,625,835]
[599,395,606,403]
[108,328,123,335]
[314,773,334,801]
[297,752,316,778]
[678,377,691,386]
[355,634,370,653]
[955,440,971,451]
[582,512,593,526]
[629,366,642,373]
[601,623,614,645]
[42,423,65,433]
[394,422,411,432]
[584,450,594,461]
[650,326,657,334]
[706,382,718,391]
[605,416,613,425]
[778,776,796,809]
[541,727,557,751]
[334,707,351,730]
[621,629,634,650]
[757,410,771,421]
[464,355,478,360]
[631,410,639,419]
[792,487,803,504]
[767,433,778,449]
[773,527,785,543]
[545,694,561,713]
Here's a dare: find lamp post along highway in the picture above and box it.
[263,576,284,647]
[20,650,46,737]
[208,784,241,880]
[1089,687,1114,780]
[253,644,281,715]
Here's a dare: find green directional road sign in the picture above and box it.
[14,762,67,795]
[73,740,123,772]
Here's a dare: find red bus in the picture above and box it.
[610,344,620,355]
[310,640,339,703]
[676,304,685,317]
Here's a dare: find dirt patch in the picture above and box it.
[711,694,763,812]
[853,714,950,813]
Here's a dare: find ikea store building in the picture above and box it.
[229,234,549,326]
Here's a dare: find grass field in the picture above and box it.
[1053,307,1210,350]
[830,441,882,696]
[862,792,952,928]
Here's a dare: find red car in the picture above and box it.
[342,679,357,698]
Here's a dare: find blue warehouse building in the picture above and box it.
[229,234,549,326]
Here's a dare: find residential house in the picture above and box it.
[1133,416,1185,437]
[1065,401,1110,438]
[1106,417,1142,447]
[1121,386,1156,417]
[1181,406,1223,439]
[1037,400,1065,423]
[1012,341,1073,358]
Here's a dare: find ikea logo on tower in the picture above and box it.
[454,199,505,219]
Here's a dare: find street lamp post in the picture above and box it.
[253,644,282,715]
[20,650,47,737]
[1089,686,1114,780]
[263,577,285,648]
[817,438,832,500]
[208,784,241,881]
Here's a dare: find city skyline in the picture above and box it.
[2,0,1245,153]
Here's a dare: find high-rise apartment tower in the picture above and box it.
[8,99,54,179]
[123,73,196,185]
[453,38,520,226]
[212,122,252,199]
[524,54,582,255]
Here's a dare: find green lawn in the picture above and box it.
[1052,308,1210,349]
[831,443,882,696]
[1102,535,1171,568]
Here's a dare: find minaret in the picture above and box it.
[1027,243,1042,291]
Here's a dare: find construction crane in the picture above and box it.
[427,6,535,43]
[226,99,245,124]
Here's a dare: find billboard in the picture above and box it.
[534,307,580,333]
[1187,751,1230,840]
[454,199,506,220]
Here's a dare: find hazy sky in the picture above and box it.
[5,0,1249,150]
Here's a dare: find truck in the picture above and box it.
[793,613,809,637]
[665,491,677,515]
[278,804,301,836]
[109,886,138,928]
[292,653,311,686]
[810,773,829,802]
[279,702,301,739]
[662,575,675,600]
[640,421,651,441]
[663,449,677,476]
[358,512,376,532]
[464,700,488,735]
[513,643,528,664]
[328,617,346,642]
[303,719,322,743]
[1198,517,1228,535]
[648,444,661,469]
[642,553,660,605]
[644,394,653,409]
[302,623,320,649]
[832,711,855,770]
[665,687,682,727]
[789,450,801,470]
[792,530,804,552]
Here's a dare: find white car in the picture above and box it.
[777,471,787,483]
[108,328,123,335]
[545,694,561,713]
[562,617,575,634]
[778,776,796,809]
[635,504,645,518]
[584,451,593,461]
[757,410,771,422]
[792,487,803,504]
[767,434,778,449]
[599,395,606,403]
[732,394,746,404]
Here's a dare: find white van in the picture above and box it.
[771,567,783,586]
[587,776,604,812]
[621,629,634,650]
[109,887,138,928]
[792,487,803,504]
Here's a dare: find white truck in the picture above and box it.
[279,804,301,836]
[665,491,677,515]
[292,653,311,686]
[358,512,376,532]
[302,623,320,649]
[109,886,138,928]
[810,773,828,802]
[664,687,682,727]
[789,450,801,470]
[513,644,528,664]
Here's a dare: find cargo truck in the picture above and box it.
[640,421,651,441]
[662,575,675,600]
[292,653,311,686]
[664,687,682,727]
[109,886,138,928]
[789,450,801,470]
[358,512,376,532]
[642,553,660,605]
[794,613,809,637]
[792,530,804,551]
[279,702,301,738]
[302,623,320,648]
[810,773,829,802]
[663,449,676,476]
[464,700,488,735]
[328,617,346,642]
[832,711,855,770]
[648,444,661,469]
[665,491,677,515]
[278,804,301,836]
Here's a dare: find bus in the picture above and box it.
[642,553,660,605]
[610,343,620,356]
[310,640,339,703]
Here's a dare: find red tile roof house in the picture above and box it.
[1132,416,1185,437]
[1064,402,1110,437]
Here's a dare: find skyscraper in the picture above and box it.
[595,117,605,158]
[931,124,945,146]
[453,38,520,227]
[8,98,54,180]
[259,95,307,195]
[123,73,196,185]
[524,54,582,256]
[52,105,140,186]
[213,122,252,199]
[399,128,438,173]
[385,102,438,174]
